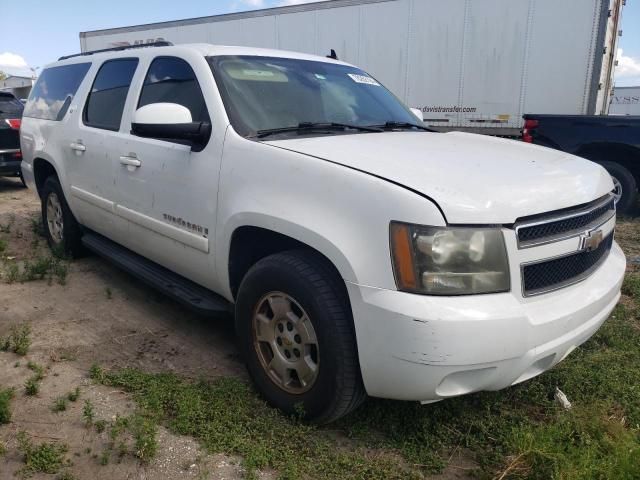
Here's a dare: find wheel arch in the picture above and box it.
[223,220,357,302]
[575,142,640,178]
[33,157,61,198]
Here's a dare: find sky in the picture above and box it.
[1,0,639,87]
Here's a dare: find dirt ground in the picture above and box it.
[0,177,474,479]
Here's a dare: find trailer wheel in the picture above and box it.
[598,161,637,215]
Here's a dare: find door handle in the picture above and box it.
[70,142,86,152]
[119,155,141,168]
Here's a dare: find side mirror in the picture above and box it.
[410,108,424,122]
[131,103,211,151]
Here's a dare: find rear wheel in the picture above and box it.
[41,176,83,257]
[598,161,637,215]
[235,250,366,423]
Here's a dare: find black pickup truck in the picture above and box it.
[522,114,639,214]
[0,91,24,186]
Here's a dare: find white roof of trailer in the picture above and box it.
[80,0,396,38]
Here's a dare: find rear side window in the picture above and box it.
[0,93,24,116]
[84,58,138,131]
[138,57,209,123]
[23,63,91,121]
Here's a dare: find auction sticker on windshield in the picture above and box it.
[348,73,380,86]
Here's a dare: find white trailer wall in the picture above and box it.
[609,86,640,116]
[81,0,621,133]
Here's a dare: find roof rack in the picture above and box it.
[58,41,173,61]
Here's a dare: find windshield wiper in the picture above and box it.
[254,122,383,139]
[375,121,434,132]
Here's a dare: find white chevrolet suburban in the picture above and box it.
[20,43,626,423]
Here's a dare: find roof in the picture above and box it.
[80,0,395,38]
[52,43,353,69]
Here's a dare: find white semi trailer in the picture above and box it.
[80,0,624,136]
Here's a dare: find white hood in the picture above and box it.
[267,131,613,224]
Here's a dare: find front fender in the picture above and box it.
[214,130,445,299]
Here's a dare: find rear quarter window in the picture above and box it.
[23,63,91,121]
[0,94,24,116]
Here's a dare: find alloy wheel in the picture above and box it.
[252,292,320,394]
[46,192,64,244]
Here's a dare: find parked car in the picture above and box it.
[522,114,640,214]
[0,91,25,185]
[20,43,626,422]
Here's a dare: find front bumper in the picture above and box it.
[0,150,21,176]
[347,241,626,401]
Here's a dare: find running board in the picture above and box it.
[82,232,233,317]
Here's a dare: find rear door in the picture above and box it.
[68,58,139,242]
[114,55,219,289]
[0,93,24,171]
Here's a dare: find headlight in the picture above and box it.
[390,222,510,295]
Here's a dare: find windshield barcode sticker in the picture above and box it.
[348,74,380,86]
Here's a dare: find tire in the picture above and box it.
[18,171,27,188]
[41,175,83,257]
[235,249,366,423]
[598,161,637,215]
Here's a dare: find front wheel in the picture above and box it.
[235,250,366,423]
[41,176,83,257]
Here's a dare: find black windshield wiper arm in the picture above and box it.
[374,121,434,132]
[254,122,383,139]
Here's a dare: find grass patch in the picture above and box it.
[24,361,45,396]
[96,369,420,479]
[0,387,15,424]
[91,292,640,479]
[52,397,68,413]
[17,431,68,477]
[0,324,31,355]
[67,387,80,402]
[82,400,95,426]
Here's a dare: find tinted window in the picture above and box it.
[138,57,209,123]
[84,58,138,131]
[23,63,91,121]
[0,93,24,116]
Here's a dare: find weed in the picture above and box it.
[1,324,31,355]
[5,261,19,283]
[82,400,94,426]
[130,413,157,462]
[105,287,112,299]
[0,215,14,233]
[99,451,109,466]
[27,361,44,380]
[52,397,68,413]
[89,363,105,383]
[30,216,43,236]
[622,272,640,299]
[16,431,68,476]
[0,441,6,457]
[0,238,7,254]
[95,419,107,433]
[24,377,40,396]
[0,387,15,424]
[67,387,80,402]
[14,361,20,368]
[57,471,77,480]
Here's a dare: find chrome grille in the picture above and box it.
[515,195,615,248]
[521,234,613,297]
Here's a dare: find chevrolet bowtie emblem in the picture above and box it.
[580,229,604,252]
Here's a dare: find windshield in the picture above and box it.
[208,55,421,138]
